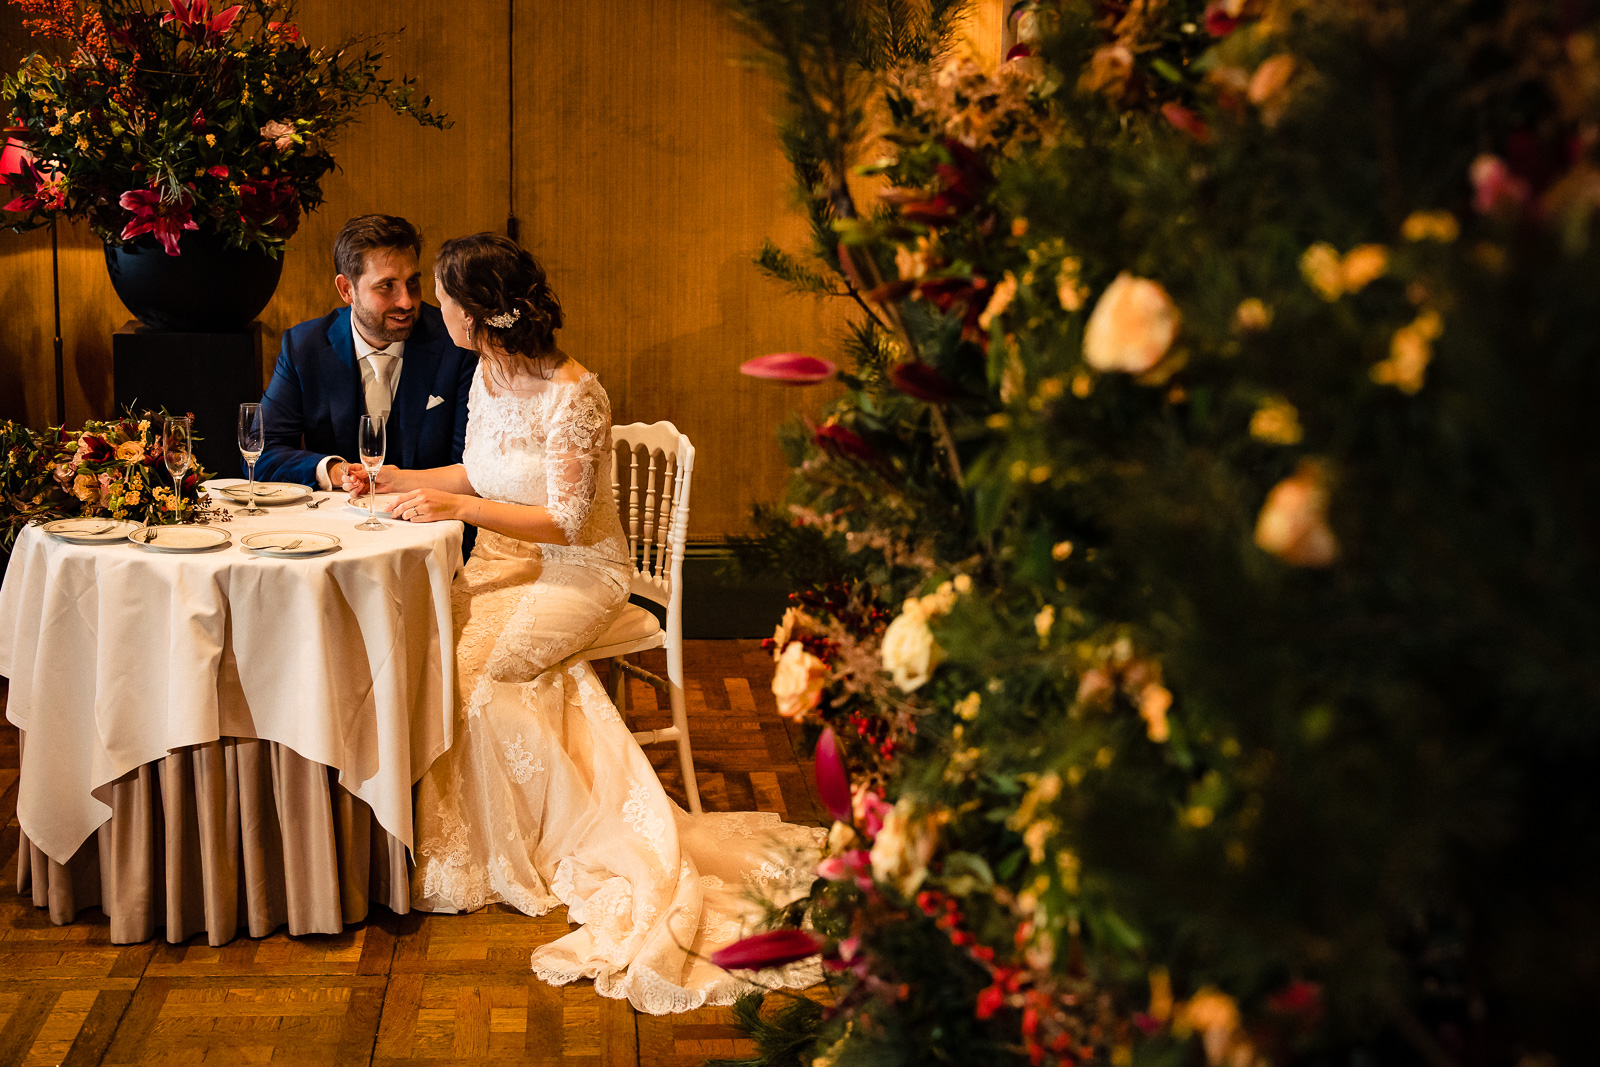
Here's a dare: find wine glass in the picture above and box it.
[356,413,387,530]
[164,416,192,522]
[236,403,266,516]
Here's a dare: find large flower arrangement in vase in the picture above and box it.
[0,0,447,331]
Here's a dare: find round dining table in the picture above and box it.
[0,488,463,944]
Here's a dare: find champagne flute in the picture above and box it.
[356,414,387,530]
[164,416,192,522]
[237,403,265,516]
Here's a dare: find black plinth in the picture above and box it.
[113,321,264,480]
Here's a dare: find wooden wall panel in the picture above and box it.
[511,0,848,538]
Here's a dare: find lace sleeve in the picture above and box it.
[544,376,611,546]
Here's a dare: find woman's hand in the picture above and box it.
[343,463,404,499]
[391,488,471,524]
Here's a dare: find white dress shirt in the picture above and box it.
[315,320,407,490]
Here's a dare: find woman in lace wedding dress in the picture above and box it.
[361,234,822,1014]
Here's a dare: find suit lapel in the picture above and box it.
[390,314,441,468]
[326,308,363,459]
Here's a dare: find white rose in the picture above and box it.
[869,799,938,895]
[881,602,940,692]
[771,641,828,721]
[1083,272,1181,375]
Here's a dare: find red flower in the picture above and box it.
[191,108,206,130]
[119,188,199,256]
[79,435,114,463]
[1161,102,1211,144]
[740,352,838,384]
[1269,979,1324,1023]
[238,178,300,237]
[2,146,67,214]
[1204,1,1243,36]
[267,20,300,42]
[207,165,229,179]
[889,361,964,403]
[162,0,242,41]
[976,983,1005,1020]
[814,728,853,822]
[710,930,824,970]
[1005,44,1034,60]
[814,422,875,462]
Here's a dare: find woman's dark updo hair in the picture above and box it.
[435,233,565,380]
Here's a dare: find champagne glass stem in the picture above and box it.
[173,471,182,520]
[246,459,257,511]
[368,470,377,525]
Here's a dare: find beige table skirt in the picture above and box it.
[15,733,410,945]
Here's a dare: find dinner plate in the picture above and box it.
[344,493,400,519]
[208,480,312,506]
[240,530,341,557]
[130,524,232,552]
[42,518,143,544]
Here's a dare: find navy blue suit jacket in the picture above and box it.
[256,304,476,485]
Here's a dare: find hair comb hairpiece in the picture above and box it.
[486,308,520,328]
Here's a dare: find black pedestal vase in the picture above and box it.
[104,229,282,333]
[106,230,278,480]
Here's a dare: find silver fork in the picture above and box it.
[305,496,326,509]
[265,540,303,552]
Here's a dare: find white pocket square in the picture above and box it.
[425,394,445,410]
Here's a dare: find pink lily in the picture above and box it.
[814,727,853,822]
[710,929,824,971]
[162,0,242,41]
[739,352,838,384]
[2,143,67,214]
[118,188,199,256]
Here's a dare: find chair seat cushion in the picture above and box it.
[594,602,663,648]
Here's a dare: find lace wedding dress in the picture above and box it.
[411,366,824,1014]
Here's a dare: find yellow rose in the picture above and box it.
[977,271,1018,331]
[769,606,816,661]
[771,641,828,721]
[1300,243,1345,301]
[1233,298,1273,332]
[868,799,939,895]
[1083,272,1181,375]
[1249,398,1304,445]
[1254,461,1339,567]
[115,440,145,462]
[1247,54,1297,126]
[881,601,940,692]
[1372,309,1443,395]
[1140,684,1173,742]
[1340,244,1388,292]
[1401,210,1460,243]
[1057,256,1088,311]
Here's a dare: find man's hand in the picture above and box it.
[390,488,468,524]
[343,463,402,500]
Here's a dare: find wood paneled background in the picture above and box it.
[0,1,1002,538]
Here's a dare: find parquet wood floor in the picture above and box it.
[0,640,830,1067]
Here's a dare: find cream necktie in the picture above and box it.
[365,352,397,419]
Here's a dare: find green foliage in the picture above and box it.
[728,0,1600,1064]
[705,993,829,1067]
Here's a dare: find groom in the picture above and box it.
[255,214,476,492]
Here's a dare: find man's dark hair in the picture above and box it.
[333,215,422,282]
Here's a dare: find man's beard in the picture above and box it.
[352,300,415,345]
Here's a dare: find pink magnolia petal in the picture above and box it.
[710,929,823,971]
[814,727,853,823]
[740,352,838,384]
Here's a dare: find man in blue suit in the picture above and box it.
[256,215,476,499]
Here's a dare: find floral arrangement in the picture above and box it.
[1,413,215,548]
[1,0,446,255]
[713,0,1600,1065]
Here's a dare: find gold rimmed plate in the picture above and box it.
[42,518,142,544]
[240,530,341,557]
[129,524,232,552]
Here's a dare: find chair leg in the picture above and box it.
[668,678,701,815]
[610,656,629,716]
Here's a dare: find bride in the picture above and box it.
[353,233,821,1013]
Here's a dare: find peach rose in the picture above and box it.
[1254,461,1339,567]
[1083,272,1181,375]
[772,641,828,721]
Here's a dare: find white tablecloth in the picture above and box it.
[0,493,462,864]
